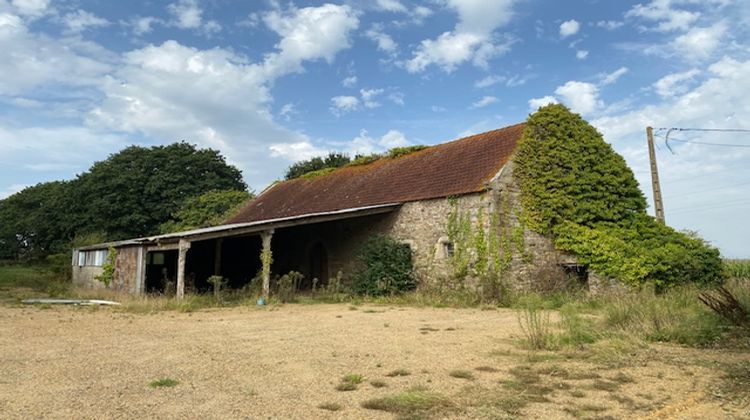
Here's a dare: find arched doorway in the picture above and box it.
[308,241,328,287]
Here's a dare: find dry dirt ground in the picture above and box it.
[0,303,747,419]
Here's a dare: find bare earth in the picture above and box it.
[0,303,747,419]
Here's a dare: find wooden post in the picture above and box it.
[646,127,666,224]
[260,230,274,300]
[176,239,191,300]
[214,238,223,276]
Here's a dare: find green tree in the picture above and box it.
[0,142,246,260]
[72,142,246,239]
[159,189,253,233]
[284,152,350,180]
[0,181,75,260]
[514,104,723,289]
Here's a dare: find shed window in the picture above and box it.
[78,249,108,267]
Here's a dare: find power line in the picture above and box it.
[670,200,750,216]
[669,196,750,213]
[666,137,750,148]
[655,127,750,133]
[664,179,750,199]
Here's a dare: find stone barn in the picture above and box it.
[72,123,580,298]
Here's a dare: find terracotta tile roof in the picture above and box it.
[226,123,525,224]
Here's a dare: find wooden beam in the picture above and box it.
[260,230,274,301]
[214,238,223,276]
[156,205,398,244]
[176,239,191,300]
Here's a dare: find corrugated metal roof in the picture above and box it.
[227,123,524,224]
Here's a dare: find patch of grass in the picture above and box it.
[563,403,608,417]
[612,372,635,383]
[361,388,451,415]
[570,390,586,398]
[370,380,387,388]
[475,366,499,372]
[590,379,620,393]
[342,373,364,384]
[386,368,411,377]
[336,373,364,391]
[149,378,179,388]
[335,382,357,391]
[317,402,342,411]
[449,370,475,380]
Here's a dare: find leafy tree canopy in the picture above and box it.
[159,189,252,234]
[0,142,247,260]
[514,104,723,289]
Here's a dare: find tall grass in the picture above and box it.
[725,259,750,279]
[517,295,554,350]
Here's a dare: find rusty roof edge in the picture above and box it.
[74,203,402,251]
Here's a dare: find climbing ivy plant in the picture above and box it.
[514,104,723,288]
[95,246,116,287]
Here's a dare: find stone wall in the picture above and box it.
[371,159,573,291]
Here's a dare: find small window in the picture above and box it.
[77,252,85,266]
[443,241,455,258]
[151,252,165,265]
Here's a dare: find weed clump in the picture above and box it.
[149,378,179,388]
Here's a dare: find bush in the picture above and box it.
[353,235,415,296]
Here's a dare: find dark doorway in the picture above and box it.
[145,250,178,294]
[308,241,328,287]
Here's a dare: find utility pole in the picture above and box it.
[646,126,665,224]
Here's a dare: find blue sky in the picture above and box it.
[0,0,748,256]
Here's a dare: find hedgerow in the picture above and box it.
[514,104,723,289]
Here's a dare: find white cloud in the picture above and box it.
[269,141,325,162]
[341,75,357,87]
[279,103,296,121]
[344,129,410,155]
[528,95,558,110]
[388,92,405,105]
[559,19,580,37]
[330,95,359,116]
[375,0,408,13]
[475,74,504,88]
[625,0,699,32]
[554,81,601,115]
[404,0,517,73]
[470,95,498,109]
[0,13,114,95]
[576,50,589,60]
[167,0,202,29]
[596,20,624,30]
[62,10,109,33]
[600,66,629,85]
[653,68,700,96]
[413,6,432,19]
[379,129,409,148]
[672,22,727,61]
[431,105,446,112]
[167,0,221,34]
[366,24,397,53]
[10,0,49,18]
[360,88,384,108]
[130,16,160,36]
[262,3,359,77]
